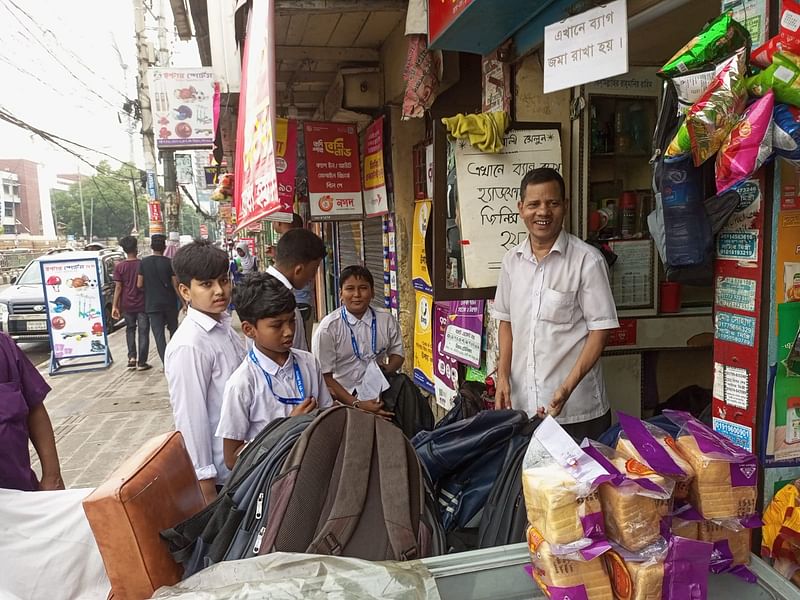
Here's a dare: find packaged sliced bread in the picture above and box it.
[664,410,758,519]
[522,416,613,548]
[527,526,613,600]
[615,412,695,501]
[699,520,751,567]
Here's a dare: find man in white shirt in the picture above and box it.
[265,228,325,351]
[165,241,246,501]
[493,168,619,440]
[312,265,404,418]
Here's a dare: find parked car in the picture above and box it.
[0,248,125,344]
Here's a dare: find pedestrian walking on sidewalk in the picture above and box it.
[137,234,182,365]
[165,240,246,503]
[0,332,64,491]
[112,236,151,371]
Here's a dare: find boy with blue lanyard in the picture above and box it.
[312,265,405,419]
[216,273,331,469]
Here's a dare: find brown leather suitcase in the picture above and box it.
[83,431,205,599]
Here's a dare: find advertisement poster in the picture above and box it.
[275,117,298,218]
[428,0,473,45]
[304,121,364,220]
[442,300,485,368]
[434,302,459,410]
[146,170,158,200]
[363,116,389,218]
[412,199,433,293]
[39,258,111,374]
[175,154,194,185]
[413,291,435,394]
[383,215,399,317]
[149,68,217,149]
[148,201,164,235]
[234,3,283,232]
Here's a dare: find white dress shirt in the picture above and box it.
[216,347,331,442]
[266,265,308,351]
[312,306,404,395]
[165,307,246,483]
[493,231,619,423]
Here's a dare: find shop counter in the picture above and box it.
[424,543,800,600]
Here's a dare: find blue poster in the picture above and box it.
[713,417,752,452]
[717,230,758,261]
[715,311,756,347]
[715,277,757,312]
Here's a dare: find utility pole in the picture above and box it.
[133,0,159,208]
[157,0,180,234]
[77,162,87,240]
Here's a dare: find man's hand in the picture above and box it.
[548,385,572,418]
[290,397,318,416]
[39,473,65,491]
[355,398,394,420]
[111,306,120,320]
[494,376,512,410]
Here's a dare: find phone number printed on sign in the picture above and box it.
[715,277,757,312]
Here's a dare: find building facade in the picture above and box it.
[0,158,56,238]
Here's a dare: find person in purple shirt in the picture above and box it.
[112,236,151,370]
[0,332,63,491]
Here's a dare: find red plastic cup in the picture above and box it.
[659,281,682,313]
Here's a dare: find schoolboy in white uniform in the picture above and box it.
[217,273,330,469]
[312,265,404,418]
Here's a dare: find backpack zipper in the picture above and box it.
[255,492,264,520]
[253,526,266,554]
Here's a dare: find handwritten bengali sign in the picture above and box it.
[544,0,628,94]
[454,128,562,289]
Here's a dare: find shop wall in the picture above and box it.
[382,20,427,374]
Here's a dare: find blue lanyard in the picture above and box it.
[340,307,384,360]
[249,350,305,405]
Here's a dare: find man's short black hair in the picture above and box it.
[519,167,565,203]
[339,265,374,290]
[172,239,229,287]
[150,234,166,252]
[120,235,137,254]
[290,213,303,228]
[275,228,325,269]
[233,272,296,324]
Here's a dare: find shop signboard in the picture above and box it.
[722,0,768,46]
[712,176,764,452]
[148,201,164,235]
[146,170,158,200]
[148,68,217,149]
[274,117,298,219]
[428,0,474,46]
[363,117,389,218]
[175,154,194,185]
[304,122,364,221]
[413,291,435,394]
[39,257,111,375]
[412,199,433,294]
[543,0,628,94]
[434,302,459,410]
[218,201,233,222]
[441,300,485,368]
[234,2,283,232]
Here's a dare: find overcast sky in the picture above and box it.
[0,0,199,177]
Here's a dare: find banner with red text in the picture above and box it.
[363,116,389,217]
[274,117,297,219]
[304,121,363,220]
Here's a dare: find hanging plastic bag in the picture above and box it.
[660,13,750,78]
[716,91,775,193]
[748,51,800,107]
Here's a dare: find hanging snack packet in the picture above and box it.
[762,480,800,563]
[773,103,800,161]
[666,121,691,157]
[752,35,785,68]
[660,13,751,78]
[782,0,800,53]
[748,52,800,107]
[671,69,717,114]
[685,50,747,166]
[716,91,775,193]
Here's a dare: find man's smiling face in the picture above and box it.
[517,180,565,248]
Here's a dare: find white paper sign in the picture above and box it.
[544,0,629,94]
[443,324,482,367]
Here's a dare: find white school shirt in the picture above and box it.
[492,230,619,424]
[165,307,246,483]
[216,347,332,442]
[312,306,404,395]
[266,265,308,351]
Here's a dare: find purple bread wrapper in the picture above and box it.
[523,565,591,600]
[662,536,713,600]
[618,412,686,477]
[582,441,668,496]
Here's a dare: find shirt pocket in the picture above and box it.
[539,288,576,324]
[0,381,30,424]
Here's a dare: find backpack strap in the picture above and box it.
[306,408,375,556]
[374,418,420,560]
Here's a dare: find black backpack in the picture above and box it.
[382,372,435,438]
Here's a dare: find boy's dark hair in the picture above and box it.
[290,213,303,228]
[339,265,374,290]
[120,235,137,254]
[519,167,565,203]
[150,234,166,252]
[233,272,296,324]
[275,228,325,268]
[172,239,229,287]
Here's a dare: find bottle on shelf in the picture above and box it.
[620,191,638,238]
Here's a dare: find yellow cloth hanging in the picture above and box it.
[441,111,510,153]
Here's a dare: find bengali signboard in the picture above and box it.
[305,122,364,220]
[275,117,298,218]
[148,201,164,235]
[149,68,217,149]
[412,199,433,294]
[39,257,111,374]
[363,116,389,218]
[413,291,435,394]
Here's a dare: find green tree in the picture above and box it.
[51,162,149,241]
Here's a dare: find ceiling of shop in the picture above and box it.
[274,0,406,118]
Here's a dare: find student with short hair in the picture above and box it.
[165,240,246,501]
[271,213,315,347]
[266,228,326,351]
[312,265,404,418]
[112,235,150,370]
[137,234,182,365]
[216,273,331,469]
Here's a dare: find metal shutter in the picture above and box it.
[363,216,386,310]
[335,220,363,284]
